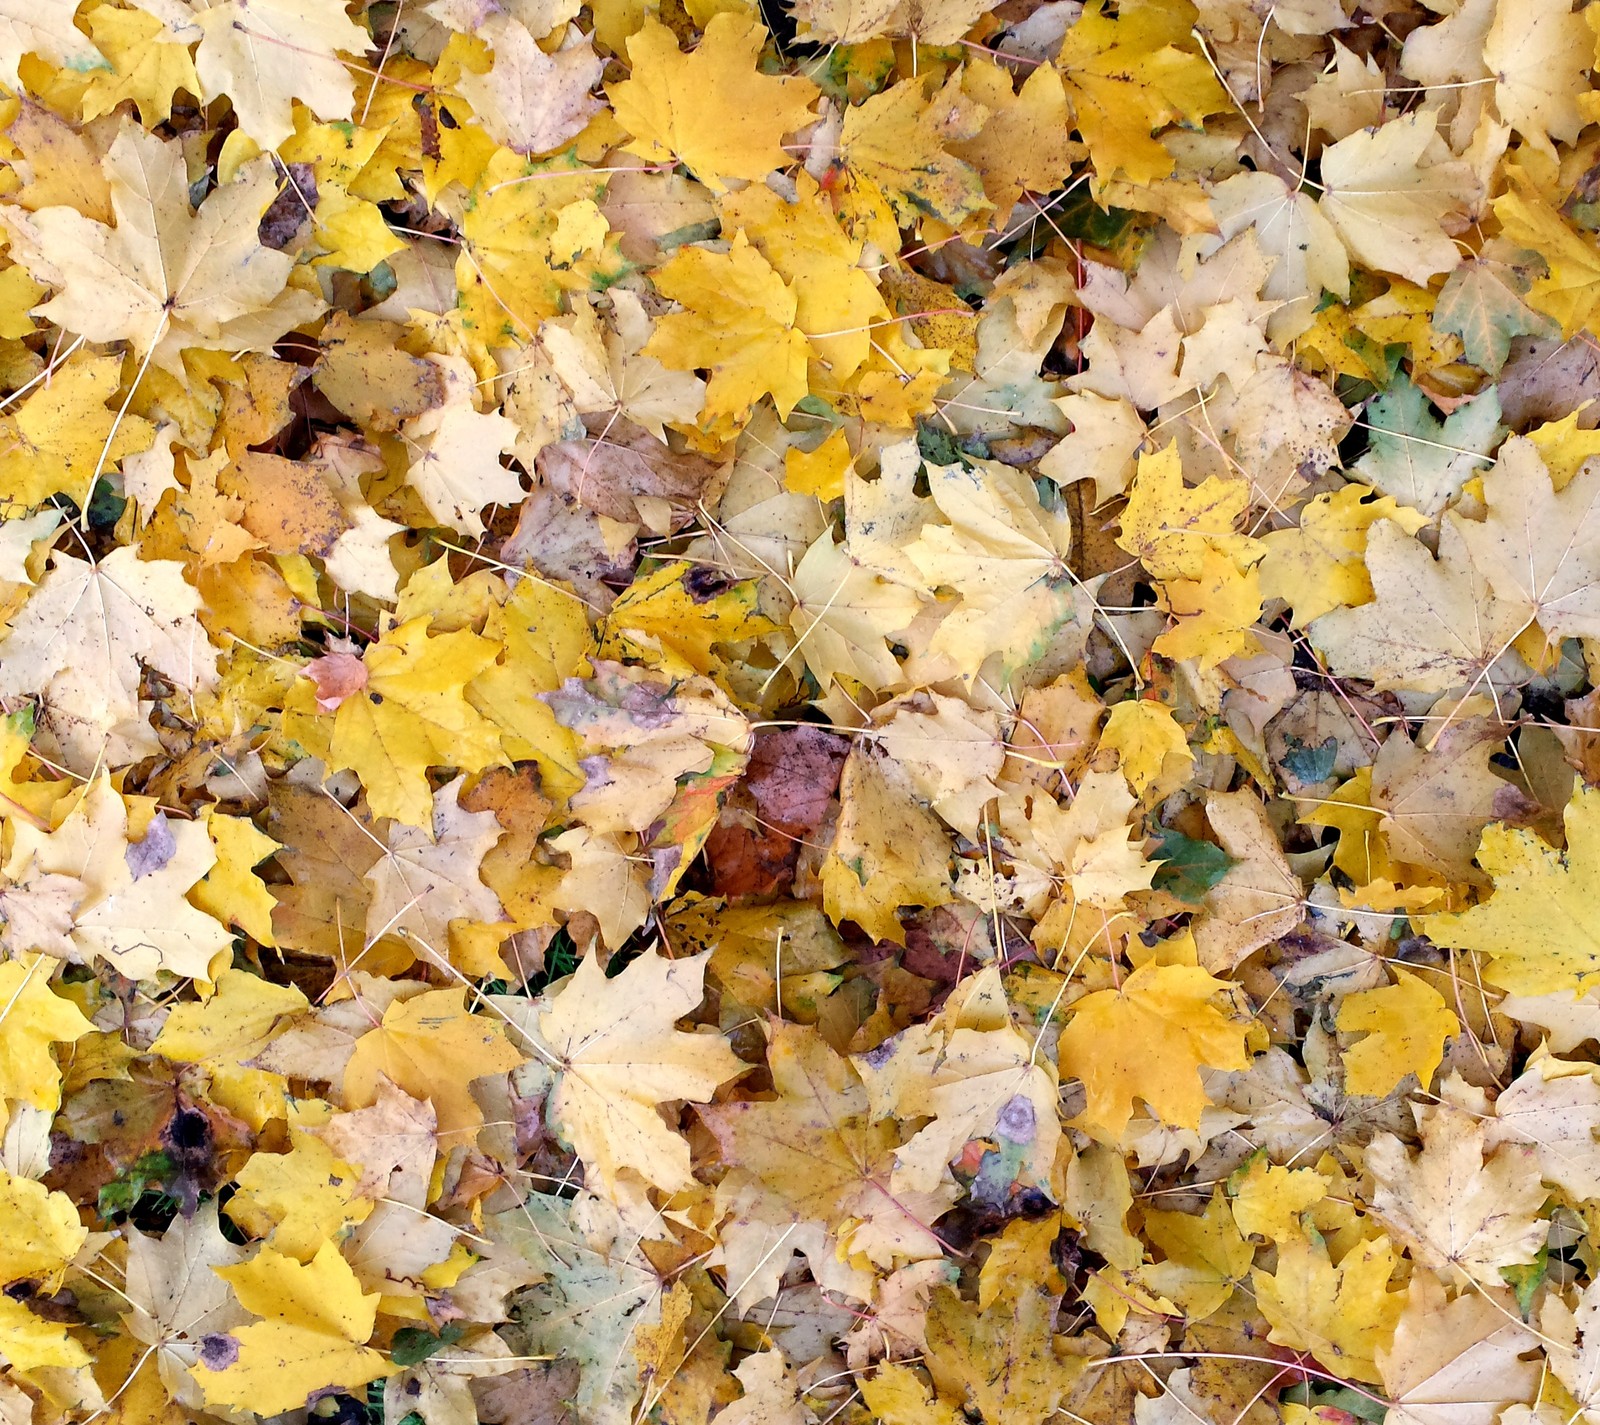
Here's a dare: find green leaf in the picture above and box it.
[1281,735,1338,785]
[390,1324,465,1368]
[1150,829,1235,904]
[1434,258,1558,374]
[1354,373,1503,516]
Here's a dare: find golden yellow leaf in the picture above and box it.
[1336,967,1457,1098]
[609,14,818,194]
[192,1242,390,1415]
[1057,962,1251,1140]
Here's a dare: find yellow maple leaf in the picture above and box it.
[1254,1233,1405,1384]
[0,1169,86,1290]
[79,5,201,127]
[1335,967,1457,1099]
[597,559,776,679]
[821,743,953,944]
[1495,190,1600,337]
[317,617,505,828]
[0,956,91,1112]
[1427,785,1600,995]
[1116,442,1253,581]
[1058,0,1225,190]
[719,173,888,386]
[1099,698,1193,798]
[609,14,818,194]
[0,1295,89,1370]
[230,1134,375,1261]
[1259,484,1429,628]
[189,810,281,947]
[645,231,814,428]
[1057,962,1251,1139]
[0,351,155,511]
[1138,1189,1253,1320]
[1229,1156,1328,1244]
[838,72,990,230]
[191,1242,390,1415]
[342,987,527,1146]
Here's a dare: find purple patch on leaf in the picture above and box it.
[996,1094,1036,1144]
[125,812,176,880]
[199,1333,240,1370]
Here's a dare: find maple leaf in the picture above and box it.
[821,741,953,944]
[4,777,234,979]
[190,1241,390,1415]
[925,1282,1080,1425]
[855,966,1060,1194]
[609,14,818,194]
[1336,968,1456,1099]
[1366,1093,1548,1287]
[363,775,506,969]
[1308,519,1529,695]
[1253,1234,1405,1384]
[1487,1058,1600,1202]
[1495,190,1600,337]
[1317,111,1474,286]
[1427,786,1600,995]
[455,16,603,156]
[496,1190,666,1425]
[0,545,218,772]
[1,122,324,373]
[1377,1273,1541,1425]
[1259,484,1429,627]
[0,350,155,511]
[1116,442,1253,580]
[526,946,742,1196]
[0,1168,87,1289]
[1057,962,1252,1140]
[123,1200,250,1403]
[1483,0,1590,155]
[1434,257,1560,374]
[787,532,920,693]
[721,172,889,387]
[1453,435,1600,641]
[700,1021,952,1270]
[838,73,991,229]
[342,987,527,1146]
[902,457,1080,674]
[645,232,814,427]
[0,956,91,1112]
[1061,4,1223,189]
[1353,374,1503,517]
[185,0,371,147]
[314,616,505,828]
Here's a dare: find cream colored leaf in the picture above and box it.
[0,547,219,772]
[1367,1096,1547,1288]
[402,357,523,537]
[1317,111,1473,286]
[190,0,370,147]
[4,778,233,980]
[1191,791,1303,972]
[1377,1272,1540,1425]
[1452,436,1600,640]
[0,0,102,86]
[532,947,744,1196]
[364,777,506,968]
[1487,1058,1600,1201]
[0,122,323,373]
[788,533,919,694]
[1308,519,1529,694]
[456,16,603,155]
